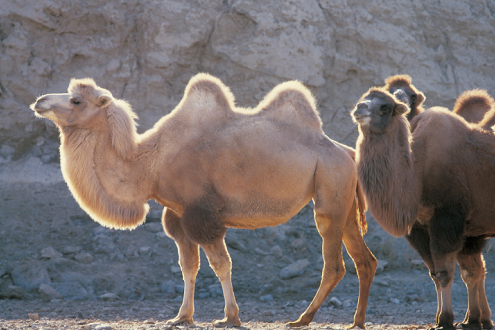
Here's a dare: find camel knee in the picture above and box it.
[432,270,454,288]
[323,262,346,282]
[460,268,484,286]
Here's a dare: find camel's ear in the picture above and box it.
[97,94,112,108]
[394,102,410,116]
[416,91,425,106]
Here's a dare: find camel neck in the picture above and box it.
[356,118,421,237]
[60,126,150,229]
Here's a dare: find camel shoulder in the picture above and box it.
[255,81,323,131]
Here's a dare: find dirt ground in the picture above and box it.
[1,180,495,330]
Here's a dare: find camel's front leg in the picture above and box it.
[430,251,457,330]
[201,238,241,327]
[342,202,377,329]
[406,222,444,326]
[288,210,347,327]
[162,208,200,326]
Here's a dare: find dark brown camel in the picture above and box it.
[453,89,495,125]
[351,87,495,330]
[30,74,377,328]
[383,74,425,121]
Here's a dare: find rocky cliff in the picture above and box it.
[1,0,495,182]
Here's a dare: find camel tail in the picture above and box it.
[356,180,368,236]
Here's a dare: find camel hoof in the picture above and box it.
[286,319,310,328]
[482,321,494,330]
[429,326,456,330]
[212,316,241,327]
[455,322,482,330]
[165,315,194,326]
[346,322,365,329]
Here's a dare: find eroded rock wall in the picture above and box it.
[1,0,495,181]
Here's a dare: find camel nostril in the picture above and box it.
[37,96,47,103]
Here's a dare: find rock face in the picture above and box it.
[1,0,495,182]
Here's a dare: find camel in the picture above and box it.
[30,74,377,328]
[453,89,495,129]
[453,89,495,124]
[351,87,495,330]
[383,74,426,121]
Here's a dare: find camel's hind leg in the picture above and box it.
[162,208,200,326]
[456,237,492,330]
[201,238,241,327]
[342,201,377,329]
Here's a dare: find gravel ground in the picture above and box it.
[1,181,495,330]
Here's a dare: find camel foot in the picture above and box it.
[165,315,194,327]
[286,317,311,328]
[482,320,494,330]
[429,325,456,330]
[212,316,241,327]
[455,321,482,330]
[346,321,365,329]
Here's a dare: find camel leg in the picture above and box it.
[288,170,354,328]
[201,238,241,327]
[429,205,469,330]
[342,201,377,329]
[162,208,200,326]
[406,222,443,326]
[456,236,491,330]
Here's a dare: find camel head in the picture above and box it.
[30,78,115,128]
[31,78,139,158]
[352,87,410,134]
[384,74,425,120]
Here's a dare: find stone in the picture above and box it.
[99,293,119,301]
[175,284,184,293]
[390,297,400,304]
[170,266,181,274]
[270,245,283,257]
[51,281,89,300]
[225,233,248,253]
[279,259,309,279]
[74,252,94,264]
[343,299,354,308]
[208,284,223,298]
[0,283,27,299]
[144,222,162,233]
[329,297,342,308]
[28,313,39,321]
[259,294,273,301]
[139,246,151,255]
[39,283,63,301]
[62,246,82,254]
[11,261,51,291]
[41,247,63,259]
[160,280,176,295]
[375,260,389,275]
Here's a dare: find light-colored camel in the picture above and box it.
[30,74,376,328]
[352,87,495,330]
[383,74,425,121]
[453,89,495,129]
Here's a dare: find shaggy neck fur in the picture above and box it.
[356,116,421,237]
[60,106,150,230]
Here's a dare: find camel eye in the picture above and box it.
[71,98,81,106]
[380,104,390,113]
[411,95,417,103]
